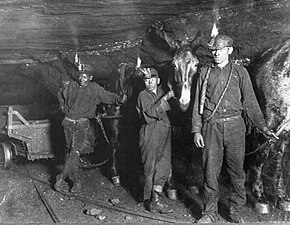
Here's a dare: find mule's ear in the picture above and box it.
[190,30,203,50]
[163,31,180,49]
[119,63,127,80]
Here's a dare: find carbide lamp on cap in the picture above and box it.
[79,64,93,75]
[207,34,233,50]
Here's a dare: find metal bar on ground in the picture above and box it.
[24,166,60,223]
[16,169,191,224]
[56,189,191,224]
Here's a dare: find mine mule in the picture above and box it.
[164,31,202,112]
[99,62,145,185]
[102,31,203,186]
[162,30,202,187]
[249,39,290,213]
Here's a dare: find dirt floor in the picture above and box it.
[0,128,290,225]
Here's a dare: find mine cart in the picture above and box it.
[0,106,65,169]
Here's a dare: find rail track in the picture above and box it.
[8,162,193,224]
[1,157,287,224]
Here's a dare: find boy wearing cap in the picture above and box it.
[192,34,277,223]
[136,67,174,214]
[55,68,127,193]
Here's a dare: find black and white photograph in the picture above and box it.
[0,0,290,224]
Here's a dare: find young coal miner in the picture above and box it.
[136,68,174,214]
[192,34,278,223]
[55,67,127,193]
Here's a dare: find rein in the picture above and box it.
[175,81,188,88]
[245,119,290,156]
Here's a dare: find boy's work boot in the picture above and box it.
[229,206,245,223]
[196,212,221,223]
[54,174,65,191]
[150,191,173,214]
[70,181,82,193]
[143,199,151,212]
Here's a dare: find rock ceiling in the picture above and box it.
[0,0,153,64]
[1,0,289,66]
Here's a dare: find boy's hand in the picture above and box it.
[194,132,205,148]
[163,90,175,101]
[117,94,127,104]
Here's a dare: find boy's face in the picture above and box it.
[78,73,91,87]
[211,46,233,64]
[144,77,159,92]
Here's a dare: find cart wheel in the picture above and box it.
[0,142,13,169]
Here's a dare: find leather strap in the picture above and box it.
[204,63,234,122]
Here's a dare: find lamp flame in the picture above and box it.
[74,52,83,71]
[208,21,219,48]
[211,22,219,37]
[136,55,141,69]
[75,52,79,65]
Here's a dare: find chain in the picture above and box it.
[97,114,123,119]
[77,114,124,169]
[78,114,122,169]
[95,115,111,144]
[79,156,108,168]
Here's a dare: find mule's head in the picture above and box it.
[105,61,144,114]
[116,62,144,101]
[164,31,203,112]
[171,47,199,111]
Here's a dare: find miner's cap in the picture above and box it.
[143,68,159,79]
[208,34,233,50]
[79,64,93,75]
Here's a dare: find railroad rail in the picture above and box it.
[1,163,278,224]
[19,164,193,224]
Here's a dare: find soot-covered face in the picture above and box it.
[144,76,160,92]
[78,73,92,87]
